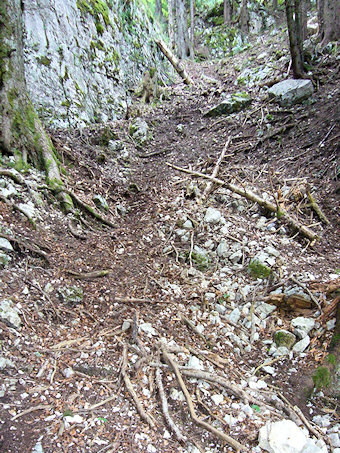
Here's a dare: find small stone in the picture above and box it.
[0,299,21,329]
[291,317,315,335]
[187,355,204,370]
[274,330,296,349]
[139,323,157,336]
[293,335,310,353]
[211,394,224,405]
[0,238,13,253]
[170,388,185,401]
[217,241,229,258]
[204,207,222,224]
[62,367,74,378]
[264,246,280,257]
[215,303,226,314]
[228,307,241,324]
[18,202,36,220]
[229,250,242,263]
[262,366,275,375]
[0,357,15,370]
[326,319,336,330]
[64,414,84,425]
[256,303,277,319]
[329,433,340,448]
[122,320,131,332]
[204,292,215,303]
[32,441,44,453]
[182,220,193,229]
[268,79,314,106]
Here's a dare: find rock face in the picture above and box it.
[268,79,314,106]
[23,0,163,127]
[204,92,252,117]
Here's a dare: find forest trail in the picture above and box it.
[0,31,339,453]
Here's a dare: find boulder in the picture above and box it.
[274,330,296,349]
[204,92,252,117]
[268,79,314,106]
[258,419,326,453]
[129,118,150,144]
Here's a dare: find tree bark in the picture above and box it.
[224,0,232,24]
[0,0,72,211]
[176,0,190,59]
[285,0,305,78]
[239,0,249,34]
[168,0,175,50]
[155,0,164,22]
[320,0,340,44]
[189,0,195,59]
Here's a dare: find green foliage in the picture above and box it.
[312,367,331,390]
[327,354,336,366]
[76,0,112,30]
[63,409,74,417]
[248,259,271,279]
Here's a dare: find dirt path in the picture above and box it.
[0,34,339,453]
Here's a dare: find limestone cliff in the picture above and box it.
[22,0,163,127]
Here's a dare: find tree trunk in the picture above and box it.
[285,0,305,78]
[320,0,340,44]
[239,0,249,34]
[224,0,231,24]
[168,0,175,50]
[0,0,73,211]
[155,0,164,22]
[301,0,308,41]
[176,0,190,59]
[189,0,195,58]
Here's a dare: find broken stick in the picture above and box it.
[155,39,194,85]
[166,162,317,241]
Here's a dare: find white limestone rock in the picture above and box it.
[268,79,314,106]
[204,207,222,224]
[0,299,21,329]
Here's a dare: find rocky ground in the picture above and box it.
[0,30,339,453]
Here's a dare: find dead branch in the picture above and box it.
[155,366,187,443]
[114,297,154,304]
[65,269,111,279]
[11,404,51,421]
[200,137,232,203]
[166,162,318,241]
[155,39,194,85]
[161,345,247,451]
[68,218,87,239]
[1,233,50,263]
[121,344,156,428]
[306,185,330,225]
[181,315,207,342]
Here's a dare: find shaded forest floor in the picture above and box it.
[0,31,339,453]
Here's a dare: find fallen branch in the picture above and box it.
[11,404,51,421]
[306,185,330,225]
[181,315,207,342]
[161,345,247,451]
[166,162,317,241]
[155,39,194,85]
[65,269,111,279]
[155,366,187,443]
[121,344,156,428]
[200,137,232,204]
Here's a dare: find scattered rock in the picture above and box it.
[187,355,204,370]
[32,441,44,453]
[139,323,157,336]
[256,303,277,319]
[18,202,36,221]
[58,286,84,305]
[129,118,150,144]
[204,92,252,117]
[0,238,14,253]
[274,330,296,349]
[228,307,241,324]
[291,317,315,338]
[0,357,15,370]
[259,419,325,453]
[217,240,229,258]
[268,79,314,106]
[0,299,21,329]
[211,394,224,405]
[292,335,310,353]
[204,207,222,224]
[93,194,109,211]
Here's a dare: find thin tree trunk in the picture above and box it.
[0,0,73,211]
[189,0,195,59]
[301,0,307,41]
[239,0,249,34]
[322,0,340,44]
[176,0,189,59]
[155,0,164,22]
[317,0,325,41]
[168,0,175,50]
[285,0,305,78]
[224,0,231,24]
